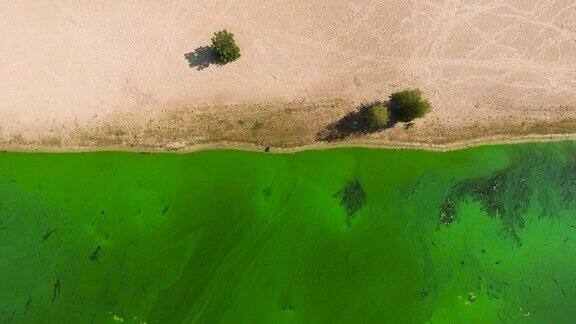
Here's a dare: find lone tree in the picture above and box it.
[363,102,390,130]
[389,89,431,122]
[211,30,241,64]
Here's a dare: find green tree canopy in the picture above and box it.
[211,30,241,64]
[364,102,390,130]
[389,89,431,122]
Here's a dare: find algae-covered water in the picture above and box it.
[1,142,576,323]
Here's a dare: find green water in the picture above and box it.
[1,142,576,323]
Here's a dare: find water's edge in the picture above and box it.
[2,132,575,154]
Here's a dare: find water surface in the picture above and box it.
[1,143,575,323]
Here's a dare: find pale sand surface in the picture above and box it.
[1,0,576,151]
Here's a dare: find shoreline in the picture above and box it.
[2,98,575,155]
[3,132,575,154]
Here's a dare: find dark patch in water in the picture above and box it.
[486,279,505,300]
[52,274,61,304]
[440,165,530,244]
[335,179,366,227]
[439,148,576,245]
[42,228,57,241]
[262,186,272,200]
[558,164,576,208]
[24,297,31,314]
[89,245,101,262]
[282,294,295,311]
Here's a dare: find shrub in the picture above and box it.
[389,89,431,122]
[364,103,390,130]
[211,30,241,64]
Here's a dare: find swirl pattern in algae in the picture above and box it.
[1,142,576,323]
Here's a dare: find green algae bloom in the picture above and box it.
[1,142,576,322]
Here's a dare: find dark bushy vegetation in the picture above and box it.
[364,102,390,130]
[389,89,431,122]
[316,89,431,142]
[211,30,241,64]
[316,102,391,141]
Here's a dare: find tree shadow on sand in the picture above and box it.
[316,101,399,142]
[184,46,220,70]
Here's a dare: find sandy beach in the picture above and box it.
[2,0,576,151]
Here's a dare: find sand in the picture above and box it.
[1,0,576,151]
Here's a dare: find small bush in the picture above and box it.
[364,103,390,130]
[389,89,431,122]
[211,30,241,64]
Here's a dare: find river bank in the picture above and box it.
[2,98,576,153]
[3,1,575,155]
